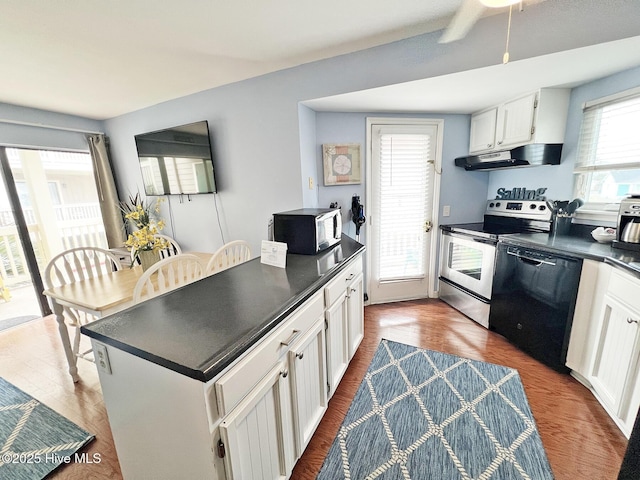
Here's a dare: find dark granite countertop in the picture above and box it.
[499,232,640,278]
[81,235,365,382]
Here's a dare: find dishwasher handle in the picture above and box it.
[506,248,557,266]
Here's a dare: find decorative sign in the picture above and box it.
[496,187,547,201]
[261,240,287,268]
[322,144,362,186]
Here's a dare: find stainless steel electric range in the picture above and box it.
[438,199,553,328]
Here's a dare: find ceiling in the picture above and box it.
[1,0,639,120]
[0,0,469,120]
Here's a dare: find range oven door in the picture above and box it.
[439,231,496,300]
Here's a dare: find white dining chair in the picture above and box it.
[44,247,122,362]
[132,254,207,303]
[206,240,251,275]
[130,234,182,265]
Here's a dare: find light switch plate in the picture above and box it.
[94,343,112,374]
[443,205,451,217]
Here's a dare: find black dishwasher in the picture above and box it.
[489,242,583,372]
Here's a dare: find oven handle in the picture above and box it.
[443,231,495,245]
[506,249,556,266]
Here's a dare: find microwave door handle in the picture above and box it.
[333,214,341,239]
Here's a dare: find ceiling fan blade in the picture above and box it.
[439,0,486,44]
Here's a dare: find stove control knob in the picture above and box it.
[496,202,501,207]
[530,204,537,209]
[538,205,546,210]
[489,202,495,208]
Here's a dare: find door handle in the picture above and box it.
[425,221,433,233]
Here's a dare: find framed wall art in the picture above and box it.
[322,143,361,186]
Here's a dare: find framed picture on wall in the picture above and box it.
[322,143,362,186]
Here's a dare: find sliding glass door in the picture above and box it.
[0,147,108,324]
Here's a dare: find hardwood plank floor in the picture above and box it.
[293,299,628,480]
[0,300,628,479]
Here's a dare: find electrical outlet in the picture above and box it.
[443,205,451,217]
[308,177,314,190]
[94,343,112,374]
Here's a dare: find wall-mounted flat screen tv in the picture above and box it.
[134,120,217,195]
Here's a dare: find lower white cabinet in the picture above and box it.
[289,319,327,457]
[325,294,348,397]
[587,268,640,437]
[346,272,364,359]
[324,255,364,398]
[219,361,295,480]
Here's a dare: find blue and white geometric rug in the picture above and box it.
[317,339,554,480]
[0,377,94,479]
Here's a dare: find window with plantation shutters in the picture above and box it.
[372,125,433,282]
[574,90,640,207]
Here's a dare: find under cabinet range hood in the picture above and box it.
[455,144,563,171]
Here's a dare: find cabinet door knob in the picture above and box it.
[627,318,639,324]
[280,369,288,378]
[345,273,355,282]
[296,352,304,360]
[487,144,492,148]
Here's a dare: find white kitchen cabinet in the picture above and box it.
[468,88,570,155]
[588,267,640,437]
[495,92,537,148]
[289,319,327,458]
[346,272,364,359]
[325,289,349,398]
[219,361,295,480]
[469,107,498,152]
[324,254,364,398]
[566,260,611,379]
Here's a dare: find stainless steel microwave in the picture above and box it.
[273,208,342,255]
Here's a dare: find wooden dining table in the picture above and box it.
[43,252,212,382]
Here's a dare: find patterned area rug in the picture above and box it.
[0,377,94,479]
[0,315,40,333]
[317,340,554,480]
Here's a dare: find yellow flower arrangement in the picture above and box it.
[120,193,169,266]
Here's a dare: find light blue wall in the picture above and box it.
[101,0,640,253]
[487,65,640,202]
[298,104,319,209]
[313,112,488,239]
[1,1,639,254]
[0,103,103,152]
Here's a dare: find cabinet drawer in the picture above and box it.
[215,291,323,417]
[608,268,640,313]
[325,255,363,307]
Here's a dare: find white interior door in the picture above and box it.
[367,119,442,304]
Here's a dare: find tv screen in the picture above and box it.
[134,120,217,195]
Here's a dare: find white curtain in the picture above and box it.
[87,134,125,248]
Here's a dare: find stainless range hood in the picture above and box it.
[454,143,563,171]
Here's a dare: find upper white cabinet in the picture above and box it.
[469,107,498,152]
[469,88,570,155]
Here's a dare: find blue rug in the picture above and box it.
[0,377,94,479]
[0,315,40,333]
[317,340,554,480]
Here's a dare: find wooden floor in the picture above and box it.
[0,300,628,479]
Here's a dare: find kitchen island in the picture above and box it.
[82,235,365,480]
